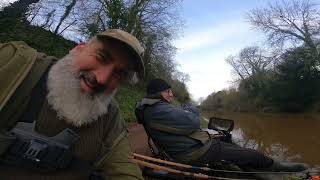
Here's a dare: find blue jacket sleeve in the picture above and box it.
[150,102,200,132]
[181,103,200,118]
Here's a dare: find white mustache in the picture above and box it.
[79,71,107,93]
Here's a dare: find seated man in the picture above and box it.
[135,78,307,172]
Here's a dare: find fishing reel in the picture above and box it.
[207,117,234,143]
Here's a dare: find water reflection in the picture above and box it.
[205,112,320,167]
[232,128,303,163]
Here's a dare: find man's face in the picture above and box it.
[47,38,135,126]
[72,39,132,95]
[160,89,174,103]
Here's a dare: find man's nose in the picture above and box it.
[94,64,115,85]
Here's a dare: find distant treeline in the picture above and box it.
[201,0,320,112]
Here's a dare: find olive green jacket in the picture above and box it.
[0,41,144,180]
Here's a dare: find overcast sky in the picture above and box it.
[173,0,280,101]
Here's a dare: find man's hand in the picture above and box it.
[180,103,200,118]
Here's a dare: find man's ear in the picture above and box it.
[70,42,86,53]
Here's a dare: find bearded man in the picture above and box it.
[0,29,144,180]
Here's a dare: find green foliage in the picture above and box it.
[203,46,320,113]
[0,0,40,20]
[203,0,320,113]
[166,78,190,103]
[200,116,208,129]
[201,89,244,112]
[105,0,128,29]
[238,71,275,109]
[115,84,146,122]
[0,18,75,57]
[269,47,320,111]
[0,0,75,57]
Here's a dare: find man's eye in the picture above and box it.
[96,55,108,64]
[96,53,112,64]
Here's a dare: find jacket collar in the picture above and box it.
[139,98,162,106]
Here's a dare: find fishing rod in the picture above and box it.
[133,152,206,170]
[132,156,255,180]
[133,153,316,175]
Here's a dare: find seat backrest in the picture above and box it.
[135,102,173,161]
[147,134,174,161]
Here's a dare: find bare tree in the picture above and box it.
[247,0,320,56]
[54,0,77,34]
[27,0,60,30]
[226,46,272,81]
[173,71,190,84]
[40,9,55,28]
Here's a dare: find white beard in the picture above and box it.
[46,53,116,127]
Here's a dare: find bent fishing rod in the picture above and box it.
[132,156,254,180]
[133,153,319,175]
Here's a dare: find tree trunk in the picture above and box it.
[54,0,77,34]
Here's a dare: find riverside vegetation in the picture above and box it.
[201,0,320,113]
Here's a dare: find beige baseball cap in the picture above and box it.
[97,29,145,78]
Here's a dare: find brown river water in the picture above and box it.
[204,112,320,168]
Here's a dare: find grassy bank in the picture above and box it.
[200,116,209,129]
[0,18,75,57]
[116,84,146,122]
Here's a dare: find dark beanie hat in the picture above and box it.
[147,78,171,94]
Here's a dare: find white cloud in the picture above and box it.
[177,52,234,100]
[174,21,250,53]
[174,20,262,100]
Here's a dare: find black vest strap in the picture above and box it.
[20,68,49,123]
